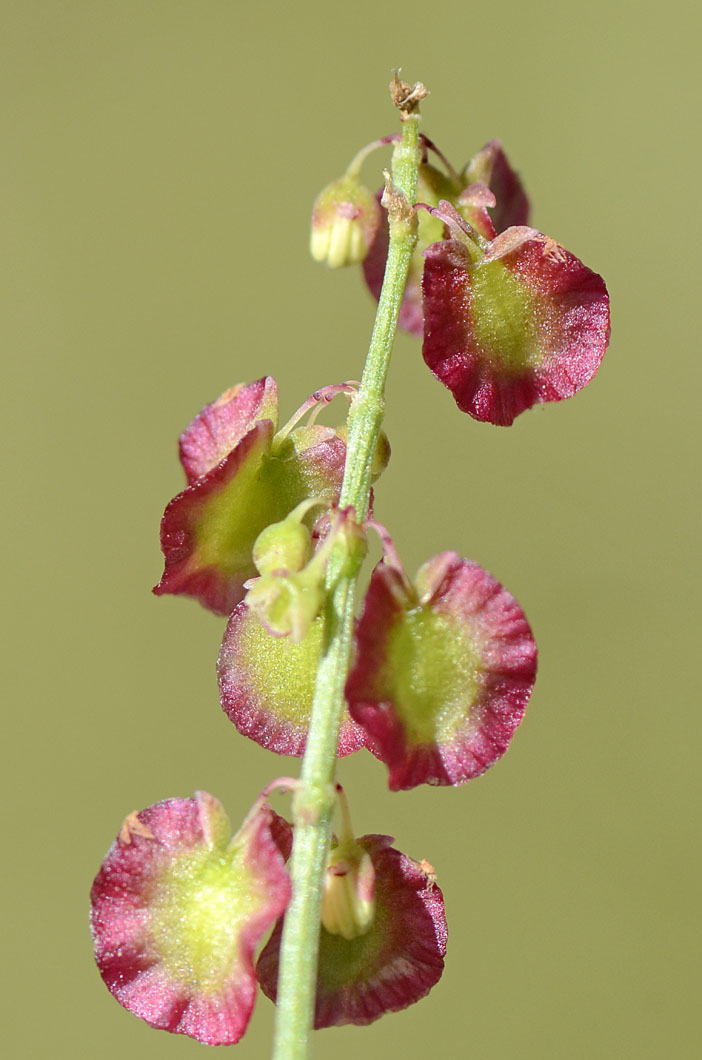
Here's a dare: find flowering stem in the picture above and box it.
[270,97,422,1060]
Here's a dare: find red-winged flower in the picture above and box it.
[422,202,610,426]
[363,139,530,337]
[346,551,537,790]
[257,792,447,1027]
[153,379,348,615]
[361,138,610,425]
[91,787,446,1039]
[90,791,291,1045]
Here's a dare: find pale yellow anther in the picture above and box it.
[321,849,375,940]
[320,785,376,940]
[327,215,353,268]
[309,225,331,263]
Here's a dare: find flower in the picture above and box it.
[346,551,537,789]
[91,788,294,1043]
[257,799,446,1027]
[422,203,610,425]
[362,140,529,337]
[360,137,609,424]
[90,791,291,1045]
[153,379,347,615]
[310,176,381,268]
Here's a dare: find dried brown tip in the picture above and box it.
[389,71,428,115]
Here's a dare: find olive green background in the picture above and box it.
[2,1,698,1057]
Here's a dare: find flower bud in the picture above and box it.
[310,177,381,268]
[245,570,323,643]
[319,786,376,941]
[253,516,313,577]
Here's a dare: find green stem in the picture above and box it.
[270,110,421,1060]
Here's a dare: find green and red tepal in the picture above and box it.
[422,201,610,425]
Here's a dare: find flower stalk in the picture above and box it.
[270,87,423,1060]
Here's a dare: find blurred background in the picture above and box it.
[2,1,699,1057]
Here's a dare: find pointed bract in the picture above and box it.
[257,833,446,1027]
[346,553,537,790]
[90,792,291,1046]
[423,225,610,425]
[218,605,367,756]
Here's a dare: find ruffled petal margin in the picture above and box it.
[90,792,290,1045]
[423,225,610,425]
[179,377,279,484]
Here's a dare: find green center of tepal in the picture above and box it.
[149,845,255,993]
[241,612,323,726]
[384,604,480,744]
[470,259,541,373]
[195,444,325,575]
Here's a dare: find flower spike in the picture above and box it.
[90,791,291,1045]
[346,551,537,790]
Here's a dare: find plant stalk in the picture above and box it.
[270,108,421,1059]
